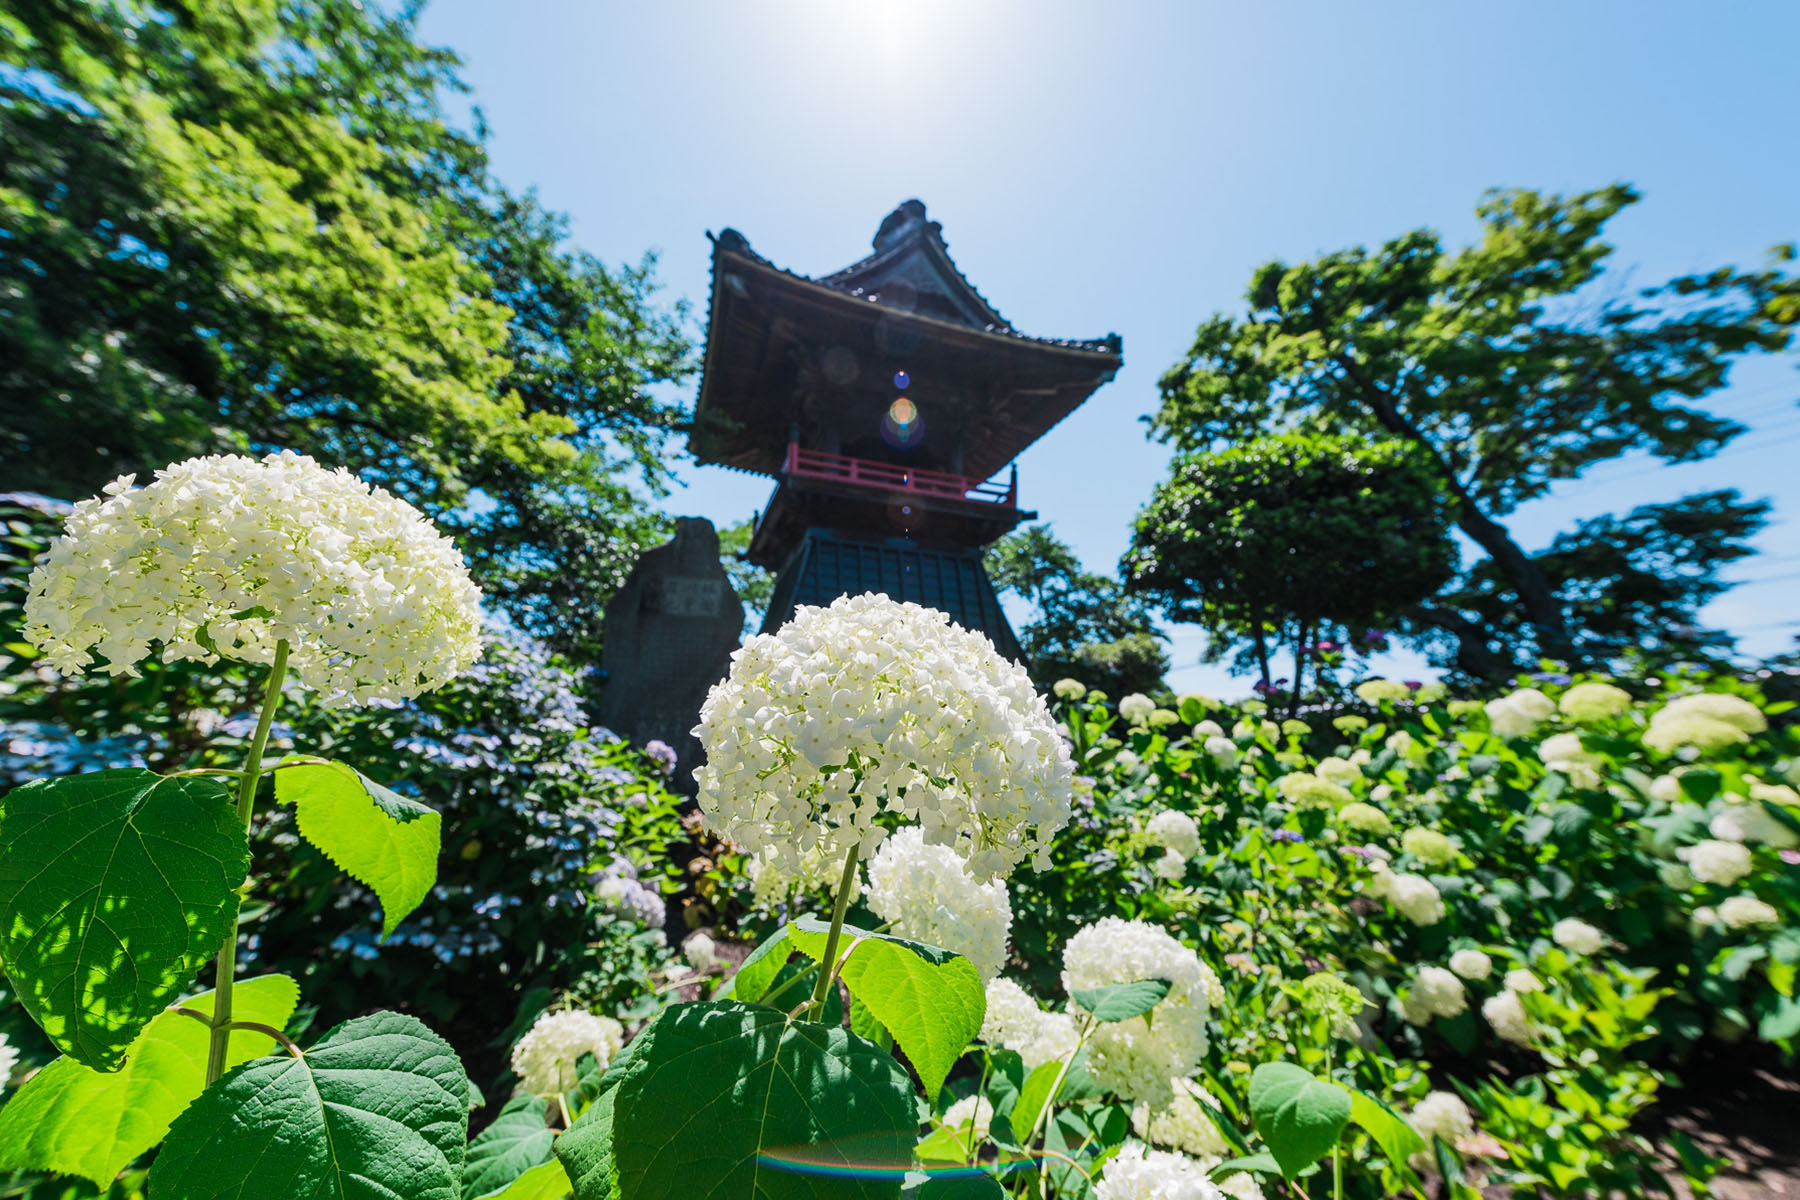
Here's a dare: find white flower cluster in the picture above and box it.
[1485,687,1555,738]
[1147,810,1201,858]
[1355,678,1412,704]
[1538,732,1603,790]
[1712,787,1800,848]
[23,452,484,704]
[1718,894,1780,930]
[1448,949,1493,981]
[683,932,718,971]
[1482,988,1537,1047]
[1315,756,1363,789]
[1120,693,1157,725]
[0,1032,16,1089]
[1644,693,1766,756]
[1401,827,1457,866]
[1367,865,1446,926]
[1131,1077,1231,1157]
[979,977,1079,1071]
[941,1093,994,1142]
[1063,919,1217,1108]
[1053,678,1087,700]
[692,595,1074,881]
[865,827,1013,979]
[1095,1144,1228,1200]
[1558,681,1631,722]
[1551,918,1605,955]
[745,842,863,912]
[1410,1091,1475,1147]
[1679,839,1754,886]
[1400,966,1467,1025]
[510,1008,624,1095]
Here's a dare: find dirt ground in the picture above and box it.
[1657,1050,1800,1199]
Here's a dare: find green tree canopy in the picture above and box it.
[1149,185,1794,675]
[985,525,1168,696]
[1122,433,1456,697]
[0,0,691,662]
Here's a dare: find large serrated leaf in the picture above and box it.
[0,974,298,1187]
[276,758,440,937]
[1071,979,1171,1023]
[147,1010,471,1200]
[557,1000,915,1200]
[484,1160,571,1200]
[718,925,794,1006]
[0,769,248,1069]
[1248,1062,1351,1180]
[789,918,985,1104]
[464,1095,557,1199]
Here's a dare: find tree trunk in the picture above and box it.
[1250,612,1271,688]
[1408,606,1514,681]
[1289,623,1310,721]
[1332,355,1581,666]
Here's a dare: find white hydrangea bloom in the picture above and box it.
[1355,678,1412,704]
[1718,894,1780,930]
[1147,810,1202,858]
[1504,968,1544,994]
[1116,749,1142,772]
[1131,1077,1231,1157]
[1410,1091,1475,1146]
[1558,681,1633,722]
[510,1009,625,1095]
[693,595,1074,881]
[745,842,862,912]
[1315,756,1362,788]
[1678,839,1754,886]
[1053,678,1087,700]
[941,1093,994,1142]
[1120,693,1156,725]
[1482,989,1536,1046]
[1644,694,1764,756]
[1388,873,1447,926]
[1400,966,1467,1025]
[1551,918,1606,955]
[1154,850,1189,881]
[978,977,1078,1070]
[1538,732,1603,790]
[1062,919,1215,1108]
[1660,693,1767,734]
[1711,799,1800,849]
[683,932,718,971]
[1094,1143,1227,1200]
[1485,688,1555,738]
[1338,802,1393,837]
[1276,772,1352,810]
[1214,1170,1266,1200]
[865,827,1012,979]
[1192,719,1224,740]
[23,452,483,704]
[0,1032,16,1089]
[1401,827,1456,867]
[1649,774,1684,804]
[1204,737,1238,769]
[1448,949,1493,981]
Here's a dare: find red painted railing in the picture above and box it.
[784,444,1017,507]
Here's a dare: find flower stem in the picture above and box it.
[807,842,862,1021]
[204,639,290,1085]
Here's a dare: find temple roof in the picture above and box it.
[690,201,1123,480]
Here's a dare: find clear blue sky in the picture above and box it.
[419,0,1799,696]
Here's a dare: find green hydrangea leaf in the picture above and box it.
[911,1174,1006,1198]
[147,1010,471,1200]
[1070,979,1171,1023]
[1007,1061,1064,1145]
[717,925,793,1005]
[1348,1089,1424,1169]
[485,1160,571,1200]
[276,758,440,937]
[464,1095,556,1199]
[557,1000,915,1200]
[790,918,985,1104]
[0,974,298,1187]
[0,768,248,1069]
[1248,1062,1351,1180]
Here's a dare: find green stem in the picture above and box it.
[204,639,290,1085]
[1327,1041,1342,1200]
[806,842,862,1021]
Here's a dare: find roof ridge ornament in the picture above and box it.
[872,199,936,251]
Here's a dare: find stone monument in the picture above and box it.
[598,517,742,790]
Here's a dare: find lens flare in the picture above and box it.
[894,369,910,389]
[881,396,925,449]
